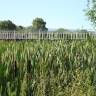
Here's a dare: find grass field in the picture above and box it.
[0,40,96,96]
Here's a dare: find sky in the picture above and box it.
[0,0,94,30]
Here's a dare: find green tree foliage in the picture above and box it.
[0,20,16,30]
[86,0,96,26]
[32,17,48,31]
[16,26,24,31]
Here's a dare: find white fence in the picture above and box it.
[0,31,96,40]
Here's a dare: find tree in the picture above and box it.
[16,26,24,31]
[0,20,16,30]
[86,0,96,27]
[32,17,48,31]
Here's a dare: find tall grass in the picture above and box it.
[0,40,96,96]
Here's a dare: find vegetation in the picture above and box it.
[16,26,24,31]
[86,0,96,27]
[0,40,96,96]
[0,20,16,30]
[0,18,48,32]
[32,17,48,32]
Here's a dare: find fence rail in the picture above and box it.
[0,31,96,40]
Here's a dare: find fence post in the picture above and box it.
[39,30,40,40]
[76,32,77,39]
[14,30,15,40]
[71,33,72,39]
